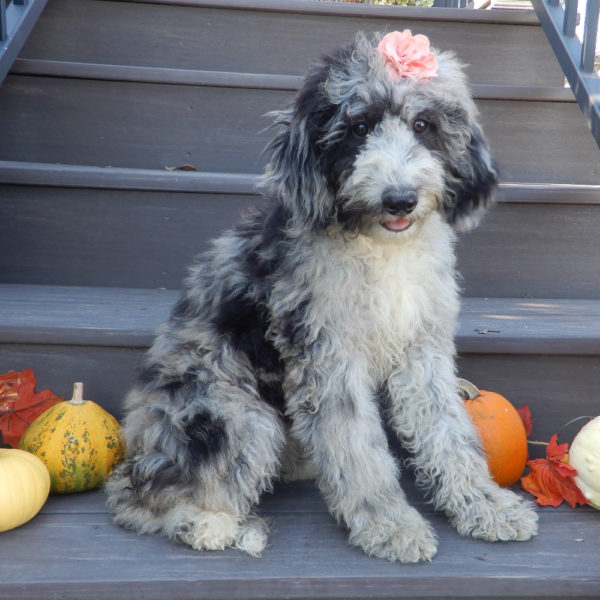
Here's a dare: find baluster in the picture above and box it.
[581,0,600,72]
[0,0,6,43]
[564,0,579,37]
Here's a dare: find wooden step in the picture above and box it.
[0,69,597,184]
[1,480,598,599]
[1,162,599,298]
[20,0,565,86]
[0,285,598,446]
[3,285,600,354]
[4,1,596,186]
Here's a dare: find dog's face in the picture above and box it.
[263,32,497,236]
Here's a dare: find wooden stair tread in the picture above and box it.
[1,284,600,354]
[3,160,599,200]
[1,482,598,599]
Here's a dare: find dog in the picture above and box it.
[106,30,538,563]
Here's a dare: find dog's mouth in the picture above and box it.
[380,216,413,232]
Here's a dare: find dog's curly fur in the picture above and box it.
[106,32,538,562]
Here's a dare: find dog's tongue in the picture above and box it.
[384,217,411,231]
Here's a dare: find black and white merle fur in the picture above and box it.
[106,33,538,562]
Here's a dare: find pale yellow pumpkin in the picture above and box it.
[568,416,600,509]
[0,448,50,532]
[19,382,124,493]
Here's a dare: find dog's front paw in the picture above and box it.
[349,506,438,563]
[452,488,539,542]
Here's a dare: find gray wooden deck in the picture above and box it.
[2,481,599,600]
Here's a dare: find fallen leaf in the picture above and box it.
[520,434,589,508]
[517,404,533,437]
[164,164,198,171]
[0,369,62,447]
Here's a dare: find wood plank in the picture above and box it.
[0,77,597,184]
[456,201,600,299]
[20,0,564,86]
[3,162,599,202]
[0,76,287,173]
[0,344,143,417]
[2,184,600,295]
[478,99,600,185]
[10,59,577,103]
[0,186,252,288]
[128,0,541,22]
[1,286,600,354]
[0,286,178,346]
[1,343,598,440]
[0,161,261,193]
[459,298,600,353]
[0,483,598,600]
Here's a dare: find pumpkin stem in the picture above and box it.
[70,382,86,405]
[457,378,481,401]
[556,416,594,445]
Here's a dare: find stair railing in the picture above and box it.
[530,0,600,148]
[433,0,600,149]
[0,0,47,85]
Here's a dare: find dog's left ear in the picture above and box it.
[260,57,342,231]
[443,123,498,231]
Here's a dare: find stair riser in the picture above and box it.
[0,186,250,289]
[1,76,597,184]
[456,201,600,299]
[2,343,597,453]
[22,0,565,87]
[2,185,600,298]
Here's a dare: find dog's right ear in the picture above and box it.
[261,60,340,231]
[442,123,498,232]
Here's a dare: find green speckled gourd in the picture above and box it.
[19,382,124,493]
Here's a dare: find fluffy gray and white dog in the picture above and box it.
[106,31,538,562]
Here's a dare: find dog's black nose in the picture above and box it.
[382,189,418,215]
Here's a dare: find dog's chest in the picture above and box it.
[305,228,459,376]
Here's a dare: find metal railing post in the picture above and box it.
[0,0,7,42]
[581,0,599,72]
[563,0,579,37]
[532,0,600,148]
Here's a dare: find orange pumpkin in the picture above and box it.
[459,379,528,487]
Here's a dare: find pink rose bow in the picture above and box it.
[377,30,439,81]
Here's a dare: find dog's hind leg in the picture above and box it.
[106,366,286,556]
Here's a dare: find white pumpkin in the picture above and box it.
[568,416,600,509]
[0,448,50,531]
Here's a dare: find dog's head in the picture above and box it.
[262,31,497,236]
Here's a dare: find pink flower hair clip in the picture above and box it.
[377,30,439,82]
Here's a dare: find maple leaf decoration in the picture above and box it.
[520,434,589,508]
[0,369,62,447]
[517,404,533,437]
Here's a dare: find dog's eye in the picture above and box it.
[412,118,429,134]
[352,122,369,137]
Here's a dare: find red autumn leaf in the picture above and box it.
[517,404,533,437]
[520,434,589,508]
[0,369,62,447]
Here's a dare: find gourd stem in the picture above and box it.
[457,378,480,401]
[71,382,85,405]
[556,416,594,444]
